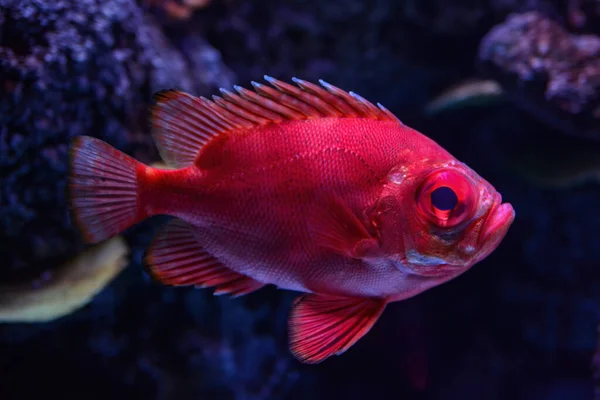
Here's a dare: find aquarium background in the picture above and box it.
[1,0,600,399]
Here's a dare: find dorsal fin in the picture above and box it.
[150,77,402,168]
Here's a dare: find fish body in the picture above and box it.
[69,77,515,363]
[143,117,457,299]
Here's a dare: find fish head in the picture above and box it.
[371,157,515,277]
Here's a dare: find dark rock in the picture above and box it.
[477,11,600,140]
[0,268,310,399]
[0,0,233,277]
[566,0,600,34]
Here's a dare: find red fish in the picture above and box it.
[68,77,515,363]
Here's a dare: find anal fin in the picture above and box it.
[144,219,265,297]
[288,294,386,363]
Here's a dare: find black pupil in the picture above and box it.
[430,186,458,211]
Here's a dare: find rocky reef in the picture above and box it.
[0,0,233,278]
[478,11,600,140]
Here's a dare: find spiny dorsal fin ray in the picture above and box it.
[150,77,402,168]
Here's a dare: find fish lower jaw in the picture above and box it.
[405,249,447,267]
[396,250,469,278]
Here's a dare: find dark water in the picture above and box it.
[1,1,599,399]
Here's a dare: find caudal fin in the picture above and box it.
[68,136,144,243]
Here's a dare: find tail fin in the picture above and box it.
[68,136,145,243]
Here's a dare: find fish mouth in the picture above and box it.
[479,193,515,248]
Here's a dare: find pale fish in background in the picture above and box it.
[424,79,504,115]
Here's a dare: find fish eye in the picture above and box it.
[431,186,458,212]
[416,169,478,228]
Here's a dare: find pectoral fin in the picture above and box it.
[288,294,386,363]
[307,193,380,259]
